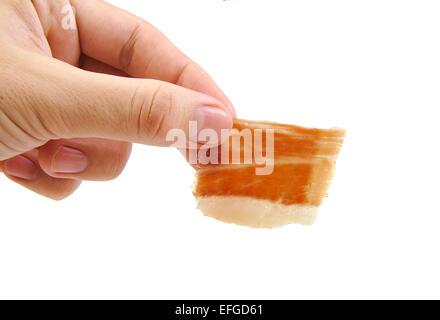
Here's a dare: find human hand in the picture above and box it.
[0,0,235,200]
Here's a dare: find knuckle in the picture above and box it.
[0,95,48,159]
[130,83,174,142]
[119,21,145,73]
[0,55,53,158]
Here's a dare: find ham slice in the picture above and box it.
[193,119,346,228]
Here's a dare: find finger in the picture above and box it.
[37,138,132,181]
[31,1,130,78]
[30,2,132,181]
[0,149,81,200]
[55,57,132,181]
[31,0,80,65]
[70,0,236,117]
[16,52,233,149]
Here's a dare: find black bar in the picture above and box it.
[0,300,431,318]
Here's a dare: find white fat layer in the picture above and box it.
[196,196,318,228]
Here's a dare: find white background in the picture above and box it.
[1,0,440,299]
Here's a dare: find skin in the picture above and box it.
[0,0,236,200]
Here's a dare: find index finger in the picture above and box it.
[71,0,236,116]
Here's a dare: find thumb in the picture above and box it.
[30,56,233,147]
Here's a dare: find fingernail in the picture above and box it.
[5,156,37,180]
[52,146,88,173]
[192,107,233,141]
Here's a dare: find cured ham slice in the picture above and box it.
[193,119,346,228]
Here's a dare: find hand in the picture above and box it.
[0,0,235,200]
